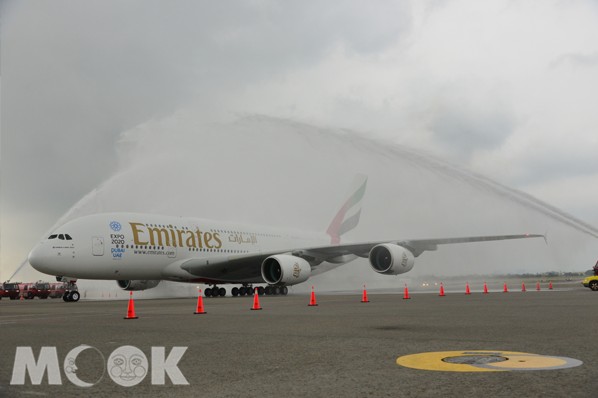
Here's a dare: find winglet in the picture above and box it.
[326,175,368,244]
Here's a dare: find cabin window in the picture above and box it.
[48,234,58,239]
[65,234,72,240]
[58,234,65,240]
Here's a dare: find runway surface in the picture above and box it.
[1,283,597,397]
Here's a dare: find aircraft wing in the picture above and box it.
[288,233,546,260]
[179,233,544,282]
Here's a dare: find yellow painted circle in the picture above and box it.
[396,350,582,372]
[485,355,565,370]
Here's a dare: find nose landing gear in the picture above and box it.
[62,282,80,302]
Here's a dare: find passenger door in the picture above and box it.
[92,237,104,256]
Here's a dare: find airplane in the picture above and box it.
[28,176,544,301]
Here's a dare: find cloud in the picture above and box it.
[3,0,598,280]
[551,52,598,69]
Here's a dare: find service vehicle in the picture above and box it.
[48,282,68,298]
[24,281,51,299]
[2,282,24,300]
[582,275,598,291]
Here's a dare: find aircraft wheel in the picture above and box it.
[281,286,288,295]
[218,287,226,297]
[257,286,265,296]
[204,288,212,297]
[232,287,239,297]
[63,294,69,302]
[265,286,272,295]
[70,291,80,302]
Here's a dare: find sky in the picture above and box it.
[2,0,598,287]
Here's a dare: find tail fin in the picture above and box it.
[326,175,368,244]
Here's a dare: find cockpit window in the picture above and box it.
[49,233,72,240]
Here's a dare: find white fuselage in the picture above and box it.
[28,213,333,283]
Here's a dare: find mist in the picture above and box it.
[11,111,598,296]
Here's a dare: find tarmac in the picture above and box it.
[1,281,597,397]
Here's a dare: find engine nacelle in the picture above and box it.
[261,255,311,285]
[368,244,415,275]
[117,280,161,291]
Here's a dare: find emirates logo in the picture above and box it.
[292,263,301,278]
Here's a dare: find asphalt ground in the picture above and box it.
[1,281,597,397]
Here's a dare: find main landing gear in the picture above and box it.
[264,285,288,296]
[231,284,257,297]
[204,286,226,297]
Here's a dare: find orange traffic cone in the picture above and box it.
[439,283,445,297]
[536,282,541,291]
[361,285,369,303]
[403,284,411,300]
[194,290,207,314]
[124,291,138,319]
[250,288,262,310]
[503,282,509,293]
[548,281,553,290]
[465,282,471,295]
[521,282,526,292]
[483,281,489,294]
[308,286,318,306]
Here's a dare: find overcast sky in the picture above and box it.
[2,0,598,281]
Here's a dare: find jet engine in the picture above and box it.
[117,280,161,291]
[261,255,311,285]
[368,244,415,275]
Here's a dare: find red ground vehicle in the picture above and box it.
[2,280,78,301]
[19,283,36,299]
[2,282,24,300]
[48,282,68,298]
[23,281,51,299]
[0,285,6,299]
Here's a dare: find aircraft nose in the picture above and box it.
[28,244,45,270]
